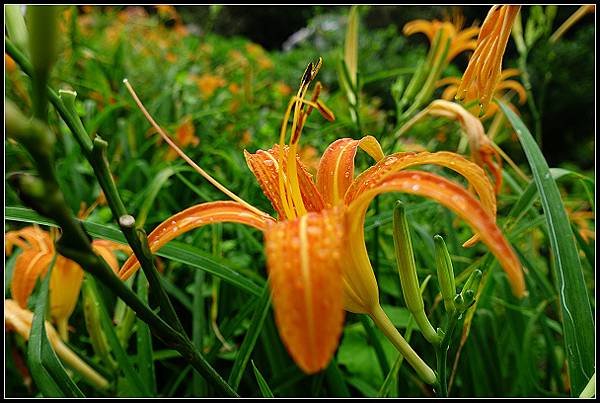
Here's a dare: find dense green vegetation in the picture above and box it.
[5,5,595,398]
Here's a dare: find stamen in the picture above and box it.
[123,79,268,218]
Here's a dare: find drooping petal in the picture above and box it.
[92,240,132,273]
[244,144,325,218]
[264,207,346,373]
[345,151,497,223]
[316,136,384,207]
[424,100,504,195]
[10,250,54,308]
[347,171,525,297]
[50,256,84,338]
[119,201,274,280]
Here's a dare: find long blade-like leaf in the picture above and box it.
[83,277,151,396]
[500,101,594,396]
[228,284,272,390]
[28,259,85,397]
[251,360,275,398]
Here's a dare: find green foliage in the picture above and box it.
[5,5,594,398]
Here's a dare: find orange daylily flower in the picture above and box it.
[5,226,130,341]
[121,60,524,376]
[438,68,526,119]
[5,299,109,389]
[455,5,521,114]
[403,15,479,64]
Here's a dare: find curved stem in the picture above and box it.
[369,304,436,385]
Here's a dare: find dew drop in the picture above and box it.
[411,184,420,191]
[263,159,274,166]
[384,157,398,166]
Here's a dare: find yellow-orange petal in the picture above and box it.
[49,256,84,327]
[264,207,346,373]
[244,144,325,218]
[316,136,384,207]
[346,151,497,221]
[403,19,436,42]
[92,240,131,273]
[348,171,525,297]
[119,201,273,280]
[10,249,54,308]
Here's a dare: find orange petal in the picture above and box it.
[264,208,345,373]
[244,145,325,218]
[118,201,273,280]
[316,136,384,207]
[348,171,525,297]
[10,249,54,308]
[49,256,84,326]
[92,240,131,273]
[346,151,497,220]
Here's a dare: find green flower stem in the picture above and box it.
[434,310,459,397]
[369,304,436,386]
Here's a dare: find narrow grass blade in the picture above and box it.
[228,284,272,390]
[83,277,151,396]
[136,274,157,395]
[28,259,84,397]
[500,101,595,395]
[251,360,274,397]
[192,270,207,395]
[324,359,351,397]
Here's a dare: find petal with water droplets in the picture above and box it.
[264,208,345,373]
[119,201,273,280]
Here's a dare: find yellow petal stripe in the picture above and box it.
[316,135,384,207]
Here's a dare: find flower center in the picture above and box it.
[276,58,334,220]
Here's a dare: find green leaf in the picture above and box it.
[251,360,274,398]
[28,258,85,397]
[5,206,264,296]
[228,284,272,390]
[136,274,157,395]
[500,101,595,396]
[82,277,151,396]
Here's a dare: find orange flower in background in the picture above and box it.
[455,5,521,114]
[245,43,274,70]
[195,73,226,98]
[566,205,595,243]
[165,116,199,161]
[122,60,524,377]
[403,15,479,64]
[5,53,17,73]
[438,68,526,119]
[5,226,130,341]
[275,81,293,97]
